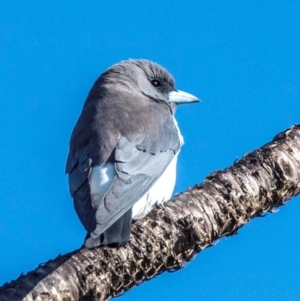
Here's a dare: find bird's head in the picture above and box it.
[101,59,200,109]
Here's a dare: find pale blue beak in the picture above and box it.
[168,90,200,104]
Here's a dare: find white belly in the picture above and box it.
[131,153,178,219]
[132,116,184,218]
[89,116,183,220]
[89,151,180,220]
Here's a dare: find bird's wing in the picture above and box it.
[66,109,180,235]
[92,116,180,236]
[66,143,97,233]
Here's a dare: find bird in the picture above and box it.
[66,59,199,248]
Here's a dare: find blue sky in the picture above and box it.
[1,1,300,300]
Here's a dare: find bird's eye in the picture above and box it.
[151,79,161,87]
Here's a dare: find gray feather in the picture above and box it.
[66,59,184,245]
[91,123,179,235]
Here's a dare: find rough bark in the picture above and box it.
[1,125,300,301]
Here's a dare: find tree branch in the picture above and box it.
[1,125,300,301]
